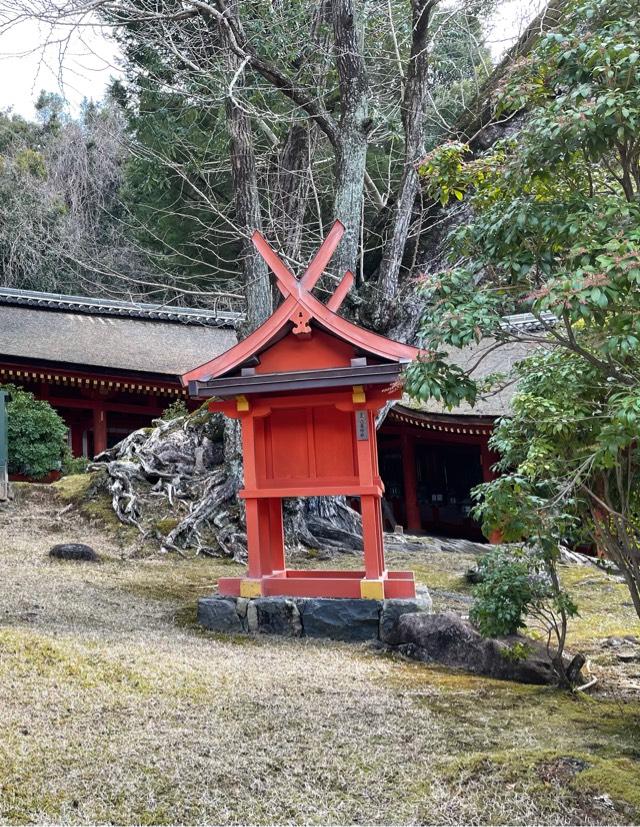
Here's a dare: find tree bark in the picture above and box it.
[226,90,273,332]
[269,124,313,263]
[221,1,272,332]
[331,0,370,278]
[376,0,436,324]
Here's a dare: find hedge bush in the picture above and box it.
[1,384,68,479]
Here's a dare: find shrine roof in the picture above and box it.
[0,286,243,326]
[0,295,237,378]
[183,222,420,389]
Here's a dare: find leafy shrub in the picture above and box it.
[62,454,90,476]
[470,547,544,637]
[2,384,68,479]
[470,544,579,686]
[162,398,188,420]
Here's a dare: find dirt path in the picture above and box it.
[0,486,639,825]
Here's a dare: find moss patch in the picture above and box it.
[0,628,153,694]
[53,471,140,548]
[53,472,95,504]
[559,565,640,645]
[119,556,243,604]
[385,657,640,822]
[154,517,180,535]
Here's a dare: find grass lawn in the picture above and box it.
[0,482,639,825]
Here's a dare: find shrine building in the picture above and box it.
[0,287,239,456]
[377,336,534,540]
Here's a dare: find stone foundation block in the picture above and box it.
[198,597,243,634]
[254,597,302,636]
[299,598,380,641]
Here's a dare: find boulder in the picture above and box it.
[197,596,243,633]
[395,611,560,685]
[49,543,99,562]
[379,589,433,645]
[253,598,302,636]
[300,598,380,642]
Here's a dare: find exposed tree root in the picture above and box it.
[94,408,362,559]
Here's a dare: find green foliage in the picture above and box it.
[62,455,90,476]
[162,398,189,420]
[14,149,46,178]
[1,385,68,479]
[470,548,543,637]
[470,545,577,637]
[406,0,640,620]
[470,544,579,685]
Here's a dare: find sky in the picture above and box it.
[0,0,546,121]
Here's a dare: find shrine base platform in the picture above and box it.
[217,569,417,601]
[197,589,432,643]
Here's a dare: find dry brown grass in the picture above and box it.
[0,485,639,825]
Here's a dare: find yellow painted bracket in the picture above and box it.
[360,579,384,600]
[240,579,263,598]
[352,385,366,404]
[236,394,250,412]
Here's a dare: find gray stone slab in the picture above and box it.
[299,598,380,641]
[197,596,243,634]
[379,588,433,645]
[254,598,302,636]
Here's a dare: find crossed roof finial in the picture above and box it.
[251,220,354,322]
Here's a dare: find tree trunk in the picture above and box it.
[269,123,314,263]
[221,0,272,333]
[376,0,435,324]
[226,91,272,332]
[331,0,370,278]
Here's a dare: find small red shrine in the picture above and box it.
[182,222,421,600]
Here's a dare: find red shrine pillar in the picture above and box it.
[401,433,421,532]
[93,407,108,456]
[355,405,385,593]
[240,412,286,591]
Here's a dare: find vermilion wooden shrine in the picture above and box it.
[183,221,421,600]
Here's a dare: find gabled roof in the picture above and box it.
[182,222,420,386]
[0,290,238,378]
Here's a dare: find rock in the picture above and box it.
[197,596,243,634]
[379,589,432,645]
[395,611,561,685]
[603,636,624,648]
[616,649,639,663]
[49,543,99,562]
[559,546,592,566]
[253,598,302,636]
[465,566,483,584]
[246,601,258,633]
[300,598,380,642]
